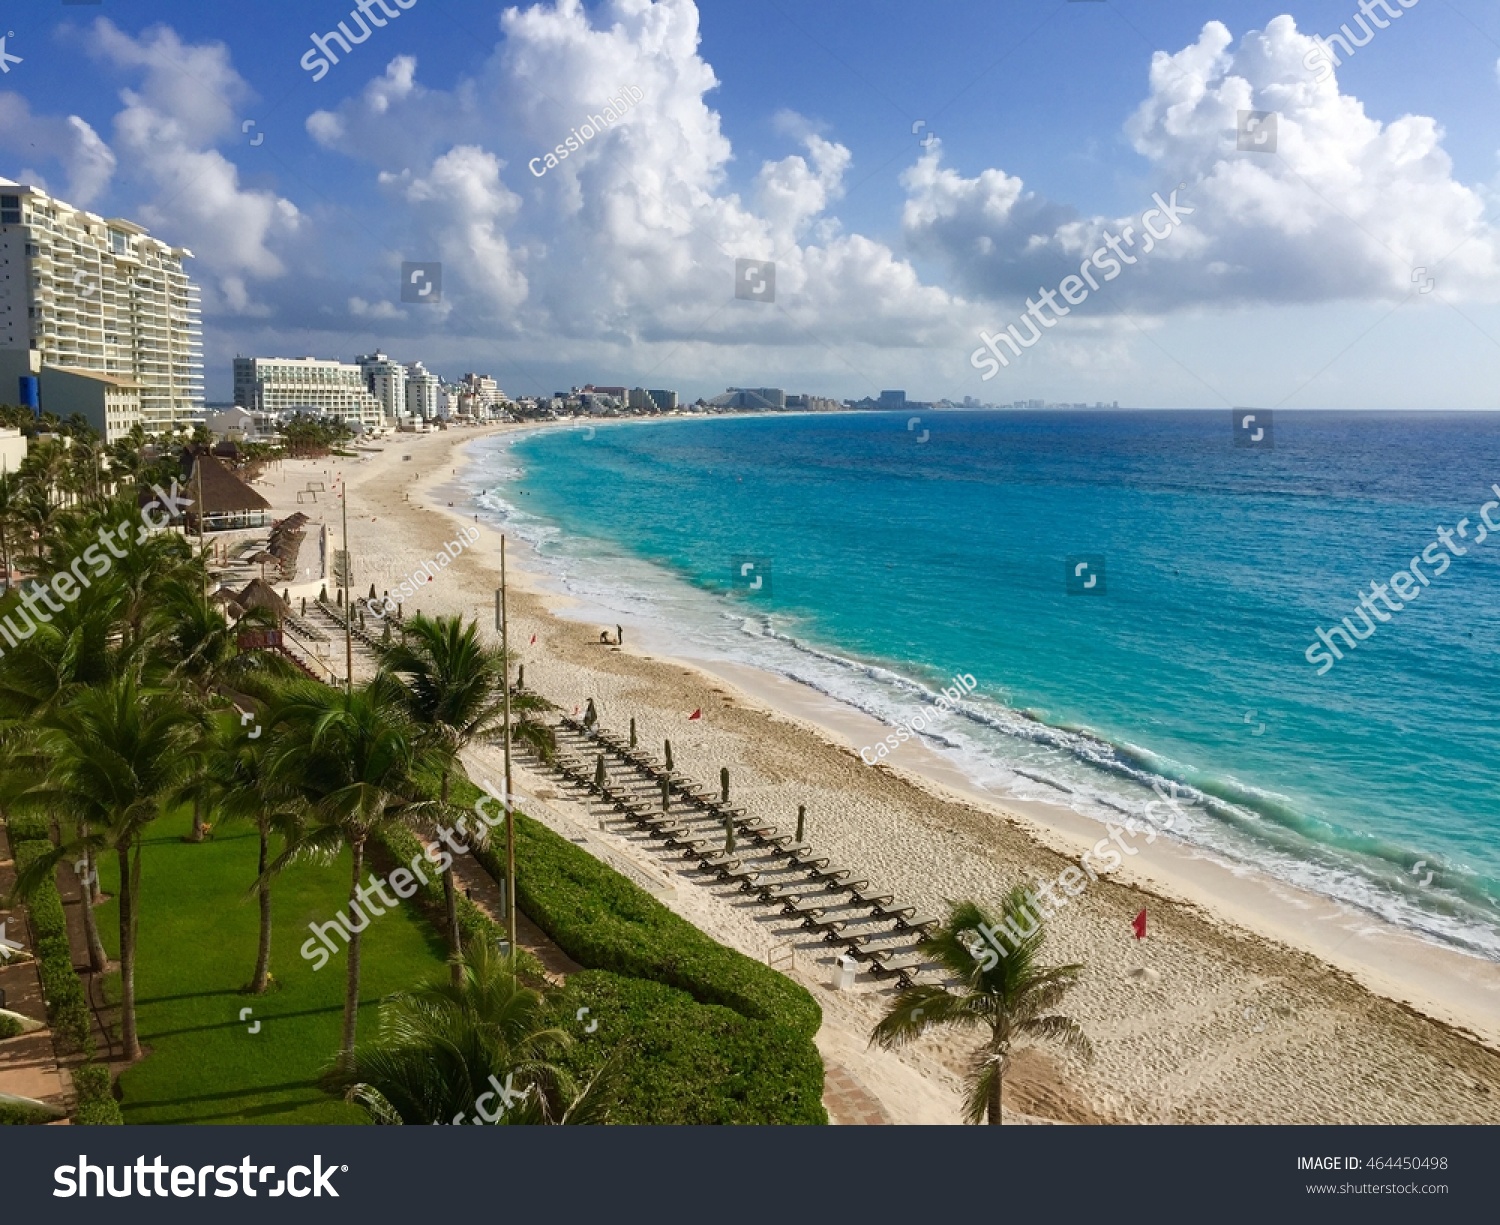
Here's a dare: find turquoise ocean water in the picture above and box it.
[463,410,1500,959]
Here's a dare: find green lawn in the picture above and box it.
[96,811,451,1124]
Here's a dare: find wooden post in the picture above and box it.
[500,540,517,954]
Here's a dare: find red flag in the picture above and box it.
[530,634,537,645]
[688,709,701,720]
[1131,909,1147,940]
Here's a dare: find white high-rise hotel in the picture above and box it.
[232,356,384,428]
[0,178,203,440]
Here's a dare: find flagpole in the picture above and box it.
[341,475,353,693]
[500,536,517,953]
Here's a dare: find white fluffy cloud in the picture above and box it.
[84,20,301,309]
[302,0,960,348]
[0,96,116,205]
[905,15,1500,310]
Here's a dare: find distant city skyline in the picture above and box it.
[5,2,1500,410]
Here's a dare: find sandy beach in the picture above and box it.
[250,425,1500,1125]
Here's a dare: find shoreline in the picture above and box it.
[259,425,1500,1124]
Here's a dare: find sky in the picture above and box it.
[3,0,1500,409]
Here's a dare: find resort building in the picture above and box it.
[405,361,441,421]
[232,356,384,429]
[627,387,680,412]
[0,178,203,440]
[0,427,25,472]
[709,387,786,410]
[357,352,406,424]
[457,372,503,419]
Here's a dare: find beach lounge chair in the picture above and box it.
[867,952,925,988]
[711,858,758,883]
[806,863,852,883]
[782,897,827,921]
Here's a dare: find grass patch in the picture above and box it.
[97,810,451,1124]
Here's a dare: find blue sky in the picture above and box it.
[3,0,1500,408]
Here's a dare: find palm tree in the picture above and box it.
[17,483,54,568]
[187,710,299,993]
[0,470,17,589]
[265,677,442,1064]
[870,890,1092,1124]
[6,677,201,1060]
[153,578,298,840]
[379,614,506,982]
[0,585,138,974]
[326,941,611,1124]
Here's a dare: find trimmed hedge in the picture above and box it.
[0,1100,60,1125]
[446,776,825,1124]
[8,828,94,1057]
[507,809,820,1037]
[552,971,827,1124]
[0,1013,23,1040]
[71,1062,124,1126]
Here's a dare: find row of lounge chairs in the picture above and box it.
[549,730,939,988]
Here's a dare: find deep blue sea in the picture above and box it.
[466,411,1500,958]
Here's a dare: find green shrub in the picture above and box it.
[5,813,49,843]
[0,1100,61,1125]
[552,971,826,1125]
[8,826,94,1056]
[0,1013,24,1040]
[71,1063,123,1126]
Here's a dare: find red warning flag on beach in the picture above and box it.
[1132,909,1147,940]
[688,709,702,720]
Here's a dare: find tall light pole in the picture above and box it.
[340,473,353,692]
[499,536,517,952]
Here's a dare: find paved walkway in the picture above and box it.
[420,833,583,984]
[0,821,70,1110]
[822,1059,892,1125]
